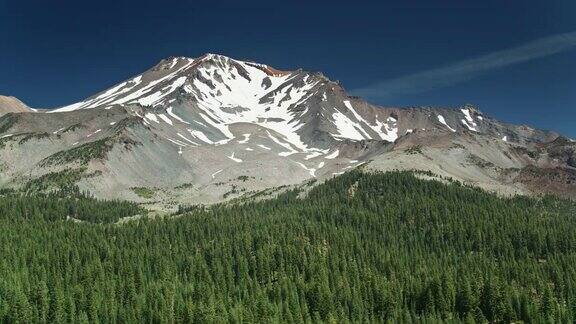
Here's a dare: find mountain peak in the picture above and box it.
[50,52,303,113]
[199,53,232,61]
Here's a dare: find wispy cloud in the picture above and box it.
[352,31,576,99]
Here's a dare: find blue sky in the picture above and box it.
[1,0,575,137]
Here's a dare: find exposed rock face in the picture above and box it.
[0,53,573,209]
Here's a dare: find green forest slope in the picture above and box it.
[1,171,575,322]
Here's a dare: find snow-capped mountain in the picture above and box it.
[49,53,555,150]
[0,53,573,208]
[50,53,403,151]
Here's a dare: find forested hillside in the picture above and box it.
[1,171,575,322]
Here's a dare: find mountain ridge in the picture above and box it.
[0,95,36,116]
[0,53,574,209]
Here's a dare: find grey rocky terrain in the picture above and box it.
[0,95,36,116]
[1,53,574,210]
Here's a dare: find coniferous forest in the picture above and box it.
[1,171,576,322]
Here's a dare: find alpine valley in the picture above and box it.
[1,53,575,209]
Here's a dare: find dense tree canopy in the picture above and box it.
[0,171,575,322]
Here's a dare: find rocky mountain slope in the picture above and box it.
[0,95,35,116]
[0,53,574,209]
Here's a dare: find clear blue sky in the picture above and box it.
[1,0,575,137]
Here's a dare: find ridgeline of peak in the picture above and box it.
[0,95,36,116]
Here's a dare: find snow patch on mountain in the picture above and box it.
[187,129,214,144]
[177,133,199,146]
[86,129,101,138]
[211,169,223,179]
[238,134,251,144]
[166,107,190,124]
[158,113,173,125]
[294,161,316,177]
[460,108,478,132]
[258,144,271,150]
[437,115,456,132]
[331,108,369,141]
[325,150,339,159]
[342,100,398,142]
[145,113,159,124]
[167,138,188,147]
[228,152,242,163]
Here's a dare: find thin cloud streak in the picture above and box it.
[352,31,576,99]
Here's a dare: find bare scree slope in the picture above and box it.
[1,54,574,208]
